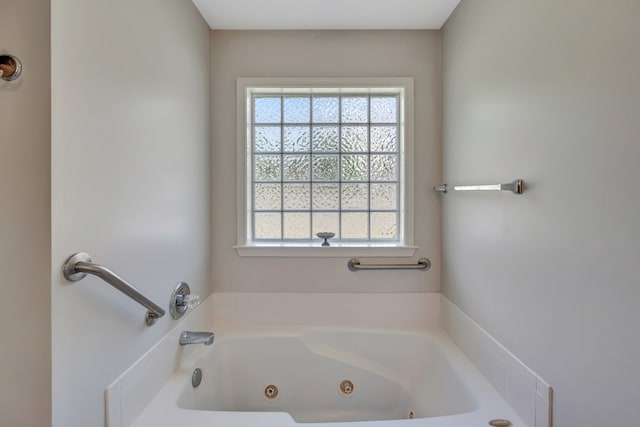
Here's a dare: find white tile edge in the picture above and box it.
[439,295,553,427]
[104,382,121,427]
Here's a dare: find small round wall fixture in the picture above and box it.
[0,54,22,81]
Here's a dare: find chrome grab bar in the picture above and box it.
[348,258,431,272]
[62,252,166,325]
[433,179,524,195]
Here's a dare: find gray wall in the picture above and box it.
[0,1,51,426]
[51,0,211,425]
[211,30,442,292]
[442,1,640,425]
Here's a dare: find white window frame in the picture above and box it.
[234,77,416,257]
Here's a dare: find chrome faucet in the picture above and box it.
[179,331,214,346]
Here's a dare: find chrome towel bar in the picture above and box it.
[433,179,524,195]
[62,252,166,325]
[348,258,431,272]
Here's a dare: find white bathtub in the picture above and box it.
[131,323,525,427]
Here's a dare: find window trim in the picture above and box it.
[235,77,416,257]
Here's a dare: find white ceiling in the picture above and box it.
[191,0,461,30]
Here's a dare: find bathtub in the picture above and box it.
[130,323,525,427]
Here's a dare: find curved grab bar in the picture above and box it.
[348,258,431,272]
[62,252,165,325]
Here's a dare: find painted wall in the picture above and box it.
[51,0,211,425]
[442,1,640,425]
[211,30,441,292]
[0,1,51,426]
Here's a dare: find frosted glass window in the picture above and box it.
[312,126,340,152]
[254,213,281,239]
[283,155,310,181]
[341,126,368,152]
[284,97,310,123]
[254,184,281,210]
[283,212,311,239]
[370,126,397,152]
[341,97,368,123]
[284,126,310,152]
[254,126,281,153]
[250,93,400,242]
[283,184,310,210]
[254,97,281,123]
[370,97,397,123]
[341,155,368,181]
[312,97,339,123]
[342,184,369,210]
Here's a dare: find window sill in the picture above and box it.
[233,244,418,258]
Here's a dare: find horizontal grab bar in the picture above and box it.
[348,258,431,272]
[433,179,524,195]
[62,252,166,325]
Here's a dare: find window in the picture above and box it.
[236,78,416,257]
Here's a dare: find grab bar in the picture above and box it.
[62,252,166,325]
[433,179,524,195]
[348,258,431,272]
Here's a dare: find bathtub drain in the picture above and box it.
[191,368,202,388]
[339,380,354,396]
[488,420,511,427]
[264,384,279,400]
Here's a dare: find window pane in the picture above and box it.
[284,212,310,239]
[312,155,339,181]
[283,155,310,181]
[341,97,368,123]
[371,212,397,239]
[370,97,397,123]
[371,183,397,210]
[283,126,310,152]
[254,212,281,239]
[341,126,368,152]
[371,155,397,181]
[341,155,368,181]
[312,183,339,210]
[284,97,310,123]
[255,155,281,181]
[312,213,339,238]
[342,212,368,239]
[254,126,281,152]
[254,97,281,123]
[312,97,339,123]
[249,89,403,244]
[312,126,339,152]
[283,184,310,210]
[370,126,397,152]
[341,183,369,210]
[254,183,281,210]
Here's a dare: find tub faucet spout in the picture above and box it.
[180,331,214,346]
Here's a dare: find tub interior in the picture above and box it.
[177,329,478,423]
